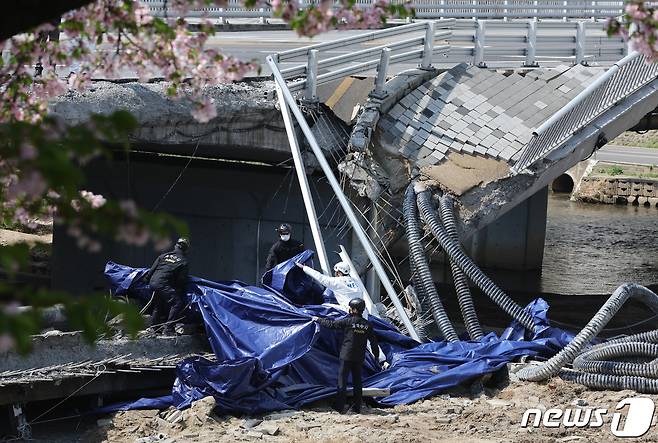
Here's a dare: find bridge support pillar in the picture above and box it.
[467,187,548,271]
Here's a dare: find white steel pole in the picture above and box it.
[274,82,331,275]
[267,55,421,341]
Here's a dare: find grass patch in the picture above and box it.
[599,166,625,176]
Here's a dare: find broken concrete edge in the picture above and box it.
[457,79,658,237]
[0,330,210,372]
[347,67,440,154]
[50,80,278,128]
[338,68,441,205]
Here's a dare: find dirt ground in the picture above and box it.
[52,376,658,443]
[612,131,658,149]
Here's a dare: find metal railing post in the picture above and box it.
[503,0,509,21]
[421,22,435,69]
[440,0,445,19]
[373,48,391,97]
[218,8,225,25]
[474,20,486,67]
[273,83,331,275]
[525,19,538,67]
[304,49,319,101]
[258,8,266,24]
[576,21,586,65]
[591,0,596,21]
[267,55,421,342]
[472,0,477,21]
[563,0,568,21]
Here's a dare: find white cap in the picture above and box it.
[333,262,351,275]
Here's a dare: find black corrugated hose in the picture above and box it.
[415,187,535,331]
[438,195,485,341]
[403,184,459,342]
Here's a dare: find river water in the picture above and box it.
[541,193,658,295]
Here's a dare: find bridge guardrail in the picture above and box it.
[446,19,625,66]
[512,52,658,173]
[141,0,625,21]
[273,19,455,99]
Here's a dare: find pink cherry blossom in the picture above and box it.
[191,98,218,123]
[80,190,107,208]
[0,334,15,352]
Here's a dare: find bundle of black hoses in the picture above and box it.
[414,184,536,331]
[405,182,658,393]
[516,283,658,393]
[403,185,458,342]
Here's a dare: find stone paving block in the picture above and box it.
[474,144,487,156]
[445,116,459,127]
[403,125,417,138]
[450,140,463,150]
[410,119,421,130]
[453,120,468,132]
[481,134,497,148]
[437,120,451,131]
[440,134,455,144]
[467,122,482,132]
[459,113,471,124]
[399,114,412,125]
[479,113,493,123]
[393,121,407,134]
[429,152,446,163]
[462,143,475,154]
[499,147,516,162]
[558,84,573,94]
[413,132,429,145]
[462,127,475,137]
[436,142,451,154]
[436,143,451,156]
[421,120,434,133]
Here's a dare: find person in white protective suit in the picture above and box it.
[296,260,389,367]
[295,261,368,319]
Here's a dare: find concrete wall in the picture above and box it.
[52,154,348,294]
[466,187,549,271]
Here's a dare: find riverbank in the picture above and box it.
[573,161,658,207]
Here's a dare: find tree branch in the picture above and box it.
[0,0,97,41]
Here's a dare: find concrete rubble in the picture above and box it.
[65,377,658,443]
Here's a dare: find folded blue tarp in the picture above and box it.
[102,251,573,414]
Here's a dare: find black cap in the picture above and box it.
[348,298,366,314]
[276,223,292,235]
[175,237,190,252]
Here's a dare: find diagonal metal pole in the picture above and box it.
[267,55,420,341]
[274,82,331,275]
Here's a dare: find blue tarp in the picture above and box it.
[102,250,574,414]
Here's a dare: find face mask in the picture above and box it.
[280,234,291,241]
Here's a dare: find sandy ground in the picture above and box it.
[0,228,51,247]
[55,376,658,443]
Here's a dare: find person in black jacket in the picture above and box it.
[312,298,380,414]
[145,238,190,335]
[264,223,304,271]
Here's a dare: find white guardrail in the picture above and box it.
[142,0,625,21]
[512,51,658,173]
[275,19,456,98]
